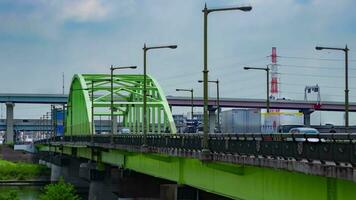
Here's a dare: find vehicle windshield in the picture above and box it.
[302,130,319,134]
[289,128,319,134]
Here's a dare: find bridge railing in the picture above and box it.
[36,133,356,164]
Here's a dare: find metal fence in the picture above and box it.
[36,133,356,164]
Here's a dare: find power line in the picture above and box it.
[279,72,356,79]
[277,55,356,62]
[282,91,356,98]
[280,82,356,90]
[159,56,270,84]
[278,64,356,70]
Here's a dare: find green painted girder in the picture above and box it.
[43,145,356,200]
[66,74,176,135]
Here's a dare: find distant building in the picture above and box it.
[221,109,261,133]
[190,112,203,122]
[173,114,186,126]
[173,114,187,133]
[173,112,204,133]
[263,111,303,133]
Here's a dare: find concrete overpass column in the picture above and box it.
[208,106,217,133]
[5,102,14,144]
[301,109,314,126]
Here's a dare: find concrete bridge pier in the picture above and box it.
[301,109,314,126]
[88,174,117,200]
[41,154,89,191]
[80,162,117,200]
[117,169,172,199]
[208,106,217,133]
[5,102,14,144]
[160,184,198,200]
[50,163,69,182]
[49,155,71,182]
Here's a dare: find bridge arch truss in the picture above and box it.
[66,74,176,135]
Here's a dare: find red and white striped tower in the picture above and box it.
[270,47,279,99]
[264,47,304,133]
[268,47,280,132]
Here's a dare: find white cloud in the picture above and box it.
[56,0,112,22]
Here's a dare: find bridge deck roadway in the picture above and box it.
[36,134,356,200]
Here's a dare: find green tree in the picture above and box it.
[0,190,19,200]
[39,178,80,200]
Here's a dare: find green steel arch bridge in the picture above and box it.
[67,73,176,135]
[35,74,356,200]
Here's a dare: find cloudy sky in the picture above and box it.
[0,0,355,125]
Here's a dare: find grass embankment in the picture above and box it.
[0,159,50,180]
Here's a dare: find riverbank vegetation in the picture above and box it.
[0,190,19,200]
[0,159,49,180]
[39,179,80,200]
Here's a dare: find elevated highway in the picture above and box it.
[167,96,356,112]
[1,93,356,111]
[0,93,67,104]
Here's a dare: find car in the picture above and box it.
[289,127,320,142]
[289,127,320,134]
[278,124,306,133]
[119,128,130,134]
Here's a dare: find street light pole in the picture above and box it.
[202,4,252,151]
[45,113,49,140]
[198,79,220,132]
[91,81,94,142]
[51,105,55,141]
[40,116,43,140]
[70,100,73,141]
[216,79,220,132]
[191,89,194,120]
[143,44,177,146]
[143,45,147,144]
[346,46,349,131]
[176,89,194,121]
[110,65,114,140]
[203,5,208,142]
[89,79,110,142]
[267,69,270,113]
[110,65,137,143]
[315,45,349,132]
[244,66,270,113]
